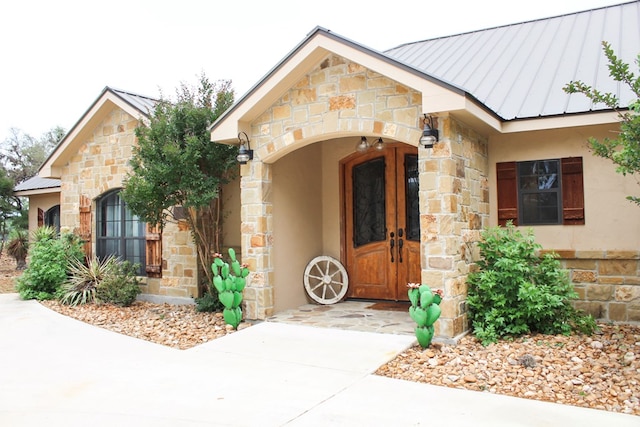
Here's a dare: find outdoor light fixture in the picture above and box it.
[236,131,253,164]
[419,114,439,149]
[355,136,385,152]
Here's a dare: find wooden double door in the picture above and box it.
[342,144,421,301]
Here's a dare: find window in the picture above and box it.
[497,157,584,226]
[96,190,146,274]
[44,205,60,233]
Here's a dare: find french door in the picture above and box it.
[342,144,421,300]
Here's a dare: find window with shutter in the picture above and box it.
[496,157,584,226]
[96,190,149,275]
[44,205,60,233]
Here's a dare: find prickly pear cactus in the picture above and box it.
[407,283,443,348]
[211,248,250,329]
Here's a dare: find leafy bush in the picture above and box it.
[95,260,141,307]
[16,228,84,300]
[195,292,222,312]
[467,222,596,345]
[60,255,141,307]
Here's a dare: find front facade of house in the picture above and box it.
[17,2,639,339]
[210,3,640,338]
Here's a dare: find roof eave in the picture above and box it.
[209,26,467,144]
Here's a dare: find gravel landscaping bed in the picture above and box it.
[376,325,640,416]
[40,300,249,350]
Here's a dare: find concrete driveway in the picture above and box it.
[0,293,637,426]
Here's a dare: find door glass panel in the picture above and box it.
[405,154,420,241]
[352,157,386,247]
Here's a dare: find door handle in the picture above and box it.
[398,228,404,263]
[389,231,395,263]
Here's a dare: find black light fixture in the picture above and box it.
[355,136,385,152]
[236,131,253,164]
[419,114,439,149]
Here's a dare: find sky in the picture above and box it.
[0,0,628,144]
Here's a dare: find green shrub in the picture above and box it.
[95,260,141,307]
[467,222,596,345]
[60,256,116,306]
[195,292,222,312]
[16,228,84,301]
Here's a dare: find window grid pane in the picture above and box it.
[517,160,562,225]
[97,190,146,275]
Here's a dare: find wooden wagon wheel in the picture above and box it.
[303,256,349,305]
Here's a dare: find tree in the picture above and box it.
[564,41,640,206]
[0,165,20,254]
[1,126,64,184]
[121,74,237,294]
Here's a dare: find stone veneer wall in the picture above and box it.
[423,115,489,338]
[239,53,489,339]
[59,107,198,298]
[553,250,640,323]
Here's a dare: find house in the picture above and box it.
[16,87,241,301]
[17,2,639,340]
[208,1,640,338]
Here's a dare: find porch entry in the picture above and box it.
[342,144,421,301]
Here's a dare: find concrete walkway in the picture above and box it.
[0,293,637,426]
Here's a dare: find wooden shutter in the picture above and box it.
[37,208,44,227]
[496,161,518,226]
[145,224,162,278]
[561,157,585,225]
[79,195,92,258]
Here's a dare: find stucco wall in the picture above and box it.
[272,143,323,311]
[488,123,639,250]
[25,192,60,237]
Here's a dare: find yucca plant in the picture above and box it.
[60,255,118,306]
[6,230,28,270]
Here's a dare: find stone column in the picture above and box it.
[419,115,488,339]
[240,160,274,319]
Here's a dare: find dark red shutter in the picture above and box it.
[37,208,44,227]
[561,157,585,225]
[145,224,162,278]
[496,162,518,226]
[79,195,92,258]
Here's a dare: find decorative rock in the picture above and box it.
[623,352,636,366]
[464,375,477,383]
[590,341,604,349]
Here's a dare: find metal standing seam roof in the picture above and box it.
[384,1,640,120]
[107,87,158,116]
[14,176,61,192]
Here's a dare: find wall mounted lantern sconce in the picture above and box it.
[236,131,253,164]
[355,136,385,153]
[419,114,439,149]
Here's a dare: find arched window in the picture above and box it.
[44,205,60,233]
[96,190,146,274]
